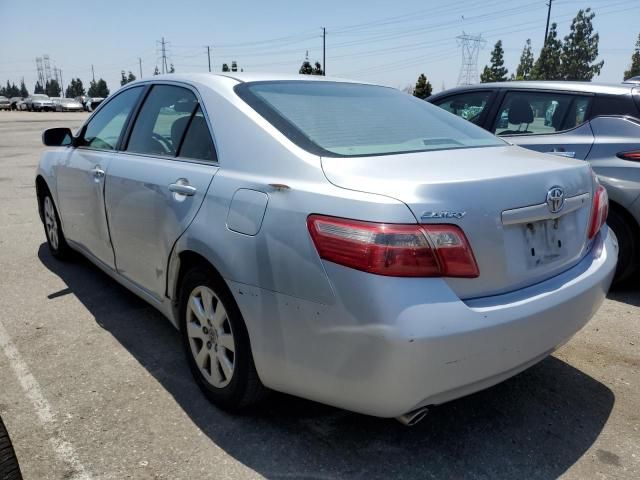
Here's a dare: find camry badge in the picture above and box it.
[421,211,466,220]
[546,186,565,214]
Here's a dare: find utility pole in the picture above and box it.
[544,0,553,45]
[59,69,63,96]
[207,45,211,72]
[138,57,143,78]
[322,27,326,76]
[91,64,95,83]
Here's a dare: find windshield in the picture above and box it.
[235,81,504,157]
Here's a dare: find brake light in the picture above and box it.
[616,150,640,161]
[587,184,608,239]
[307,215,479,278]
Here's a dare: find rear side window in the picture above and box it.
[235,81,504,157]
[590,94,640,118]
[494,91,592,136]
[432,91,493,125]
[178,107,217,162]
[127,85,198,156]
[79,86,142,150]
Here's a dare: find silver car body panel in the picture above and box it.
[36,73,617,417]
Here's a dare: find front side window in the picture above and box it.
[79,86,142,150]
[126,85,198,156]
[494,91,592,136]
[235,81,504,157]
[432,91,492,125]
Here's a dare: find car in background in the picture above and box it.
[16,98,28,111]
[9,97,23,110]
[36,74,615,422]
[0,96,11,110]
[25,94,54,112]
[429,81,640,283]
[52,97,84,112]
[74,95,104,112]
[623,76,640,85]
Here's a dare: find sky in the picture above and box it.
[0,0,638,96]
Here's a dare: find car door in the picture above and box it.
[56,86,144,269]
[104,83,219,300]
[491,90,595,160]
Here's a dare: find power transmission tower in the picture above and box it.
[544,0,554,45]
[36,57,45,86]
[43,55,52,83]
[456,32,486,86]
[158,37,169,74]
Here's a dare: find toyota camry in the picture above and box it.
[36,73,617,424]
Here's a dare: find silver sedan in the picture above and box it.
[35,74,617,423]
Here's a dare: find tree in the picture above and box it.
[480,40,508,82]
[299,60,313,75]
[531,23,563,80]
[560,8,603,80]
[19,79,28,97]
[515,39,535,80]
[34,81,45,94]
[222,63,229,72]
[413,73,433,99]
[624,32,640,80]
[169,64,175,73]
[153,66,160,75]
[88,78,109,97]
[1,81,20,97]
[312,61,324,75]
[120,71,136,86]
[45,79,61,97]
[65,78,85,98]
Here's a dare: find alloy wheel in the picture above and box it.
[43,196,59,250]
[186,286,236,388]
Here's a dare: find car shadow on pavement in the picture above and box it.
[607,274,640,307]
[39,244,615,480]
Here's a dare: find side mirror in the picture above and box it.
[42,128,73,147]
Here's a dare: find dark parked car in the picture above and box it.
[0,415,22,479]
[429,81,640,283]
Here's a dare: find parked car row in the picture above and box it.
[36,73,616,423]
[429,80,640,283]
[1,94,103,112]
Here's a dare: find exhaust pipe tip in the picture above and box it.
[395,407,429,426]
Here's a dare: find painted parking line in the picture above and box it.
[0,320,93,480]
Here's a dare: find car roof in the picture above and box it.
[432,81,635,97]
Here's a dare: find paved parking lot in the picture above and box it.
[0,111,638,479]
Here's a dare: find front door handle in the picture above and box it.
[169,182,197,196]
[548,149,576,158]
[92,166,105,179]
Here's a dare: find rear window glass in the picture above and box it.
[235,81,504,157]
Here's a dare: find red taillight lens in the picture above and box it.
[307,215,479,278]
[588,184,609,239]
[616,150,640,161]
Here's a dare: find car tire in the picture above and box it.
[607,208,639,285]
[0,416,23,480]
[41,192,72,260]
[179,266,267,412]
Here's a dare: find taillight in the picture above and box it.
[307,215,479,278]
[587,184,608,239]
[616,150,640,161]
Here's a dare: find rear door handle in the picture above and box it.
[168,183,197,196]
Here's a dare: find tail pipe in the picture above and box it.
[396,407,429,426]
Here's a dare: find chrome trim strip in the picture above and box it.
[501,192,590,225]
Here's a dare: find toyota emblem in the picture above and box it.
[546,186,565,213]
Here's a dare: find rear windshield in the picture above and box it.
[235,81,504,157]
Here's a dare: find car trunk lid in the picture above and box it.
[321,145,594,299]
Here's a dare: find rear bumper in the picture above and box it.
[232,228,617,418]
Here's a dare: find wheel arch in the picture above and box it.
[35,174,52,223]
[609,198,640,234]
